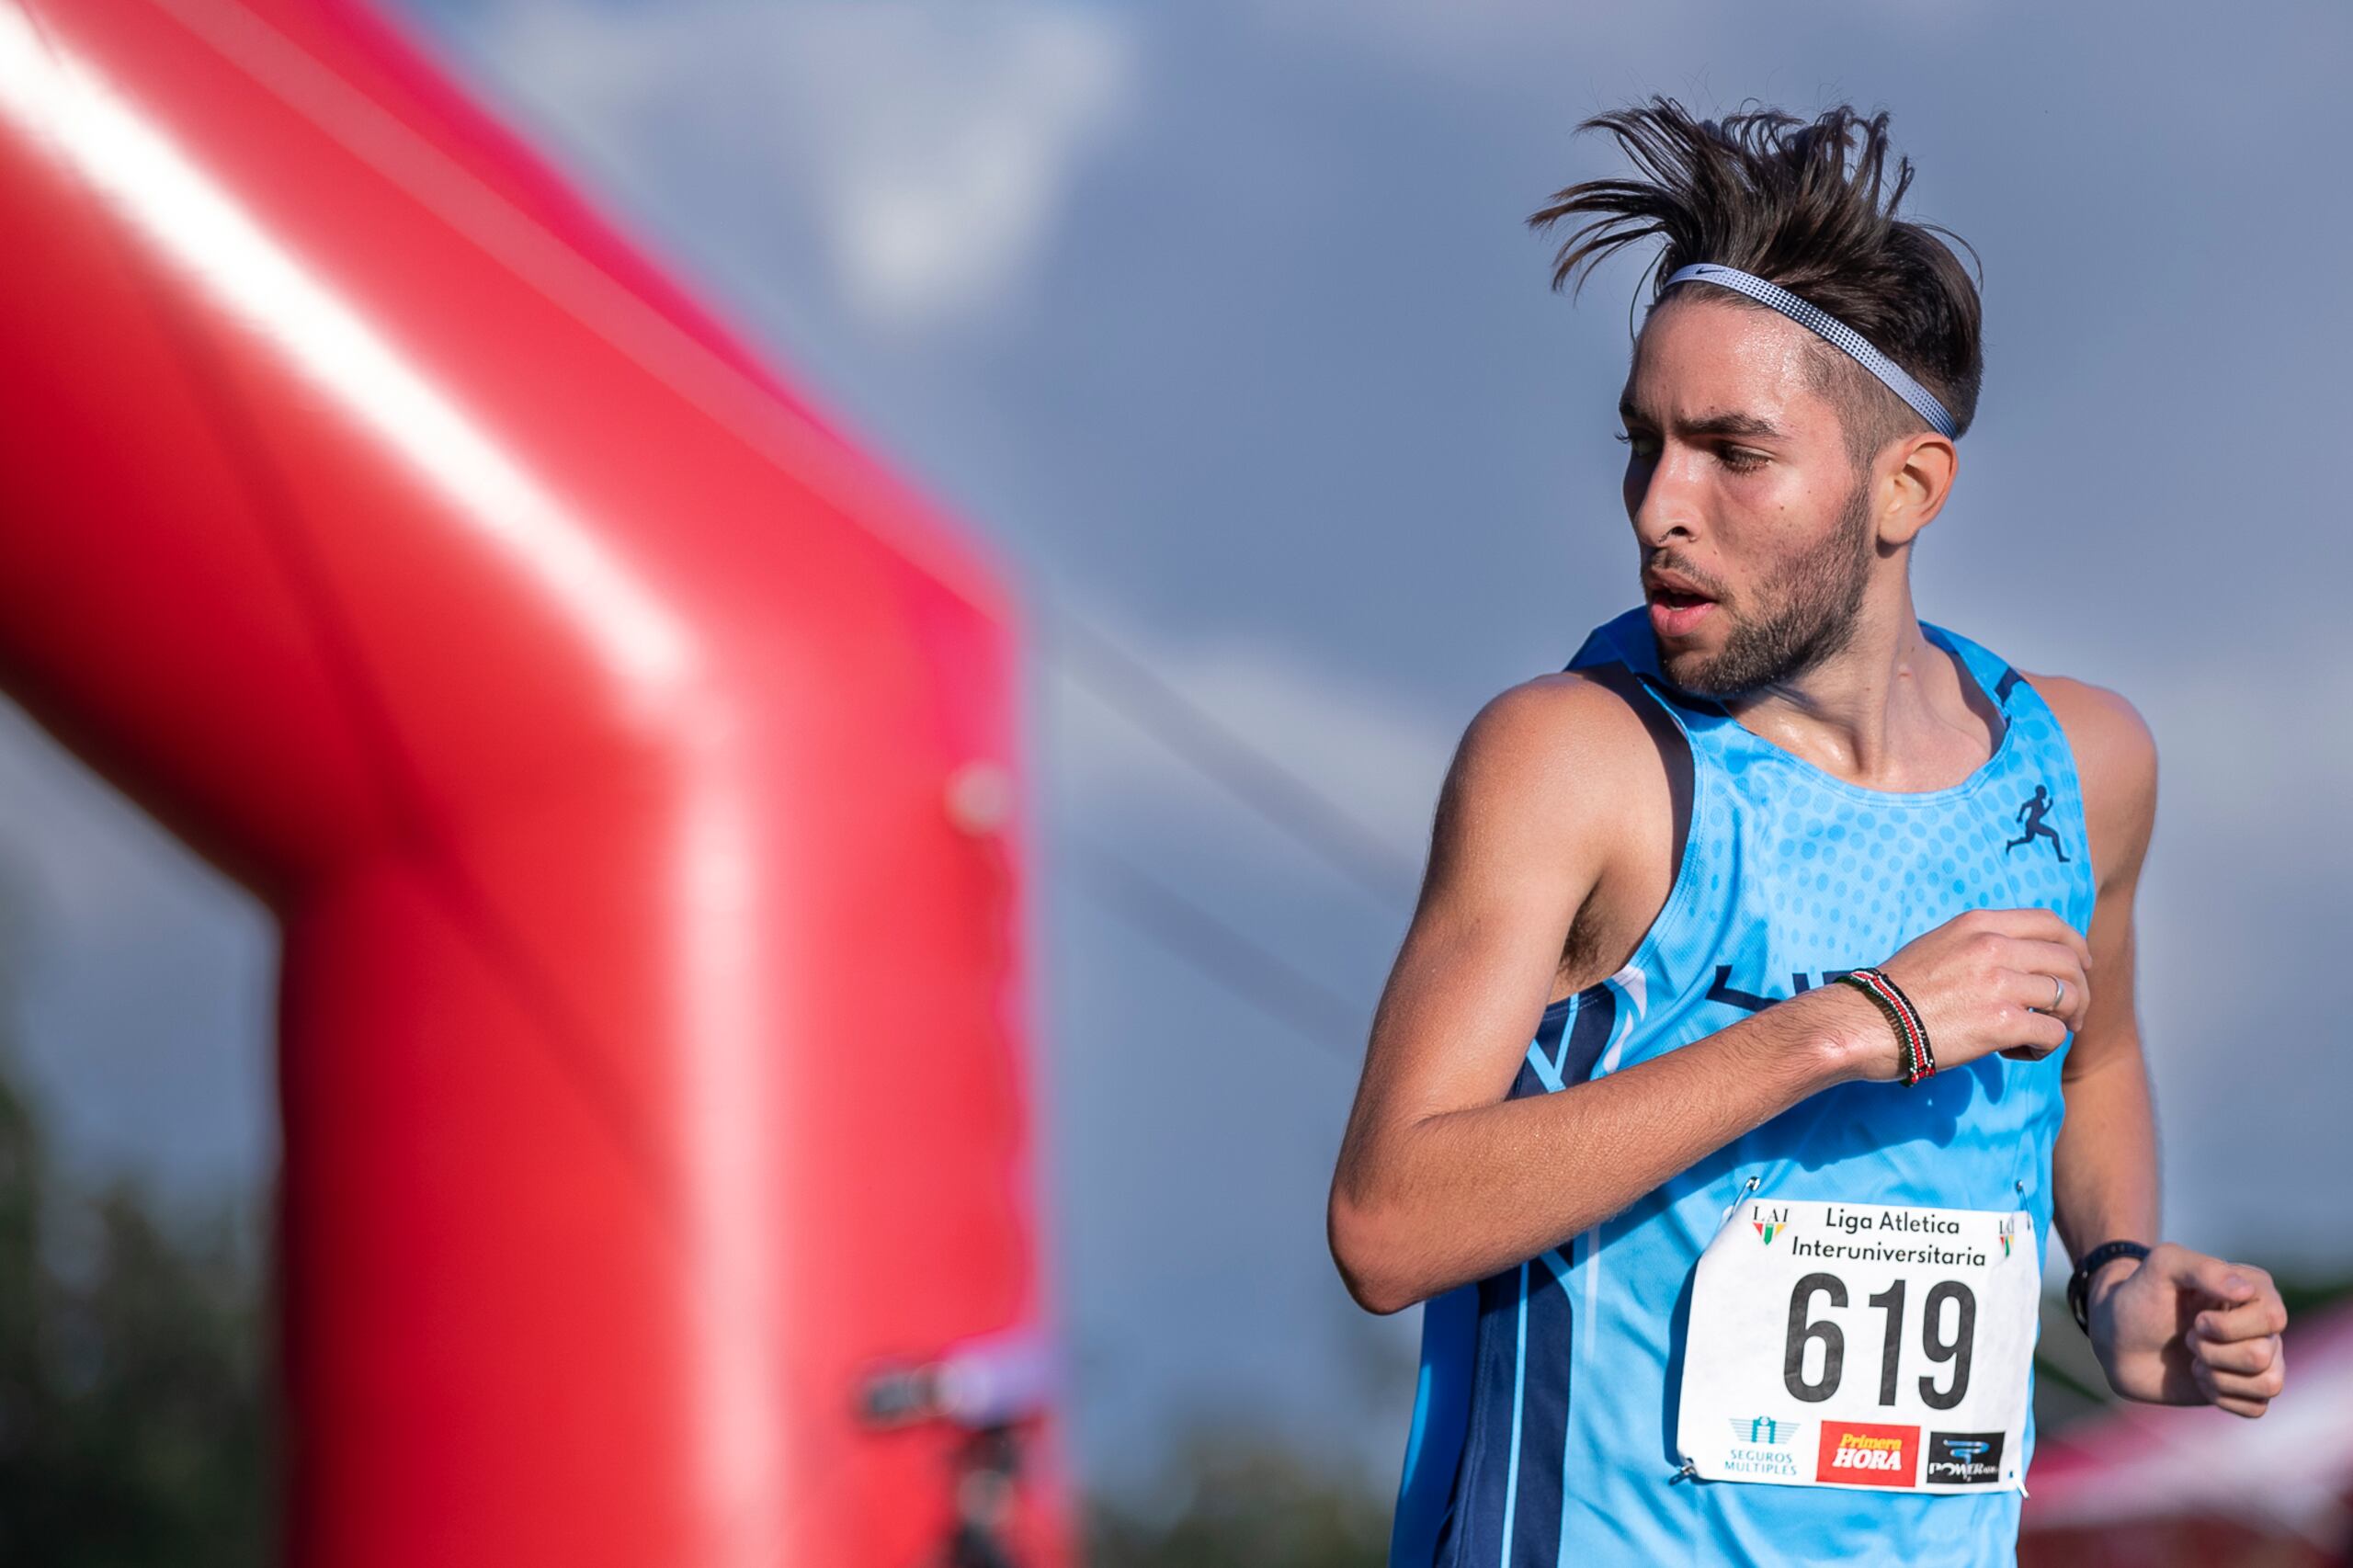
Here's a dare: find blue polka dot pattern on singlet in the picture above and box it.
[1387,605,2097,1568]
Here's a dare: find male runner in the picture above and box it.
[1327,98,2290,1566]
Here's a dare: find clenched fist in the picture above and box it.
[2089,1244,2290,1418]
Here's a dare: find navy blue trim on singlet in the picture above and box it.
[1517,987,1618,1097]
[1435,1250,1574,1568]
[1513,1001,1570,1098]
[1508,1252,1571,1560]
[1435,983,1623,1562]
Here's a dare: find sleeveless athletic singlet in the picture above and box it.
[1387,604,2097,1568]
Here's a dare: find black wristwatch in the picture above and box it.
[2066,1240,2152,1334]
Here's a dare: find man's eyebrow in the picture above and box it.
[1617,397,1784,440]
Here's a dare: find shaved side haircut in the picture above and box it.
[1528,97,1985,474]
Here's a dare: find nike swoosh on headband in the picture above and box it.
[1662,262,1961,439]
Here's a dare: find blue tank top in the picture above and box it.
[1387,605,2096,1568]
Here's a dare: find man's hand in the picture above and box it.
[1859,906,2094,1079]
[2088,1242,2289,1418]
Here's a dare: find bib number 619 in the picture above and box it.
[1782,1272,1975,1410]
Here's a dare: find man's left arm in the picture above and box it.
[2037,674,2289,1419]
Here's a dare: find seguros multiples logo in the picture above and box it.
[1814,1421,1919,1487]
[1720,1415,1806,1478]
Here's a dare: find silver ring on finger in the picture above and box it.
[2051,974,2064,1012]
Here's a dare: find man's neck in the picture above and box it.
[1717,595,2003,793]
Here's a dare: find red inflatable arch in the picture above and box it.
[0,1,1069,1562]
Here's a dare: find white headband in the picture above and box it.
[1661,262,1961,439]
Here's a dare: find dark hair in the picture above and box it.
[1526,97,1984,470]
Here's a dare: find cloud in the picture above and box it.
[460,0,1137,332]
[1226,0,1967,89]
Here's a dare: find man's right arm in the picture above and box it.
[1324,675,2088,1316]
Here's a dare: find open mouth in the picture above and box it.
[1645,583,1718,634]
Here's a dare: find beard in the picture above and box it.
[1655,471,1874,699]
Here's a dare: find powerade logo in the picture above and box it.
[1926,1431,2006,1486]
[1815,1421,1919,1487]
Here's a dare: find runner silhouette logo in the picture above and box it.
[2004,783,2069,861]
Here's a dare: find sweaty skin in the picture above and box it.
[1326,290,2287,1420]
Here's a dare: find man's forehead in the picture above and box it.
[1622,294,1834,431]
[1616,392,1784,439]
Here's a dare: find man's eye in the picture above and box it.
[1614,431,1656,458]
[1720,448,1767,472]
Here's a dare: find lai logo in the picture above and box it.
[1753,1205,1790,1245]
[1816,1421,1919,1488]
[1926,1431,2006,1486]
[1997,1215,2018,1259]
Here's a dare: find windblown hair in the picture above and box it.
[1527,97,1984,468]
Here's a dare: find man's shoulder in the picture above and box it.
[1434,667,1676,872]
[2017,670,2156,788]
[1458,665,1674,790]
[2017,669,2158,888]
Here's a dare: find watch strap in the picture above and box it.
[2067,1239,2153,1334]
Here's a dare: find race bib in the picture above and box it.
[1676,1199,2039,1494]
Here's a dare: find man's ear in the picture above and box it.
[1874,431,1958,548]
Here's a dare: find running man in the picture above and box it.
[1327,98,2289,1567]
[2007,782,2072,861]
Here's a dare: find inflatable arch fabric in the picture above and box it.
[0,1,1069,1562]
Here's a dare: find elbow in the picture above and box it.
[1327,1183,1421,1317]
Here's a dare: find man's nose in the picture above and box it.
[1629,449,1706,546]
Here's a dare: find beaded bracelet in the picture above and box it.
[1831,966,1937,1085]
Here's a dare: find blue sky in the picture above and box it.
[3,0,2348,1501]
